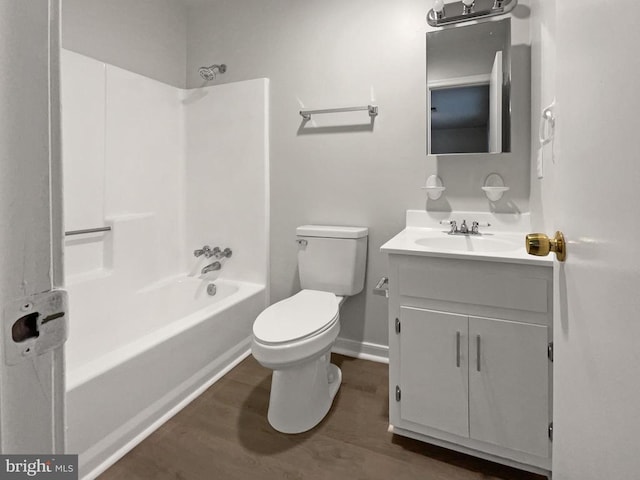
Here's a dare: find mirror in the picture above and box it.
[427,19,511,155]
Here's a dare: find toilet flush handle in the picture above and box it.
[296,239,308,247]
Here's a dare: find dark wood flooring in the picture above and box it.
[100,354,546,480]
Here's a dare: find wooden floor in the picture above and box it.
[100,354,546,480]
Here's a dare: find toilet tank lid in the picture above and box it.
[296,225,368,239]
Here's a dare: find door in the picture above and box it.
[399,307,469,437]
[489,51,503,153]
[469,317,549,458]
[551,1,640,478]
[0,2,65,453]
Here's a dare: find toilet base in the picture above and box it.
[267,352,342,434]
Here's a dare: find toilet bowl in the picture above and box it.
[251,224,368,434]
[252,289,342,434]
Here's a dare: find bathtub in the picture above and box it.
[65,276,266,479]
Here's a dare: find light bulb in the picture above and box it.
[462,0,474,6]
[433,0,445,12]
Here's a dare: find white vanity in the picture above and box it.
[381,211,553,476]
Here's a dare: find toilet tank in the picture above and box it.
[296,225,368,296]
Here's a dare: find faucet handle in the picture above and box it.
[440,219,457,234]
[212,247,232,259]
[194,245,212,257]
[471,221,491,234]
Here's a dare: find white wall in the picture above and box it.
[184,79,269,285]
[529,0,556,233]
[186,0,533,349]
[62,0,188,88]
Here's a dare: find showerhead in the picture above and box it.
[198,64,227,81]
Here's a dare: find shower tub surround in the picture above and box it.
[61,50,269,479]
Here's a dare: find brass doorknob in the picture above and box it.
[526,231,566,262]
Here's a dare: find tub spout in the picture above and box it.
[201,261,222,274]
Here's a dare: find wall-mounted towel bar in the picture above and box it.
[299,105,378,121]
[65,226,112,236]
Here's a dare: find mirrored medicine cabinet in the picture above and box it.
[427,19,511,155]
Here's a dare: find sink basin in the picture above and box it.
[414,234,522,253]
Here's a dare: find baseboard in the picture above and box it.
[332,337,389,364]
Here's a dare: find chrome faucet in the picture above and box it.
[201,261,222,274]
[441,219,491,235]
[194,245,233,259]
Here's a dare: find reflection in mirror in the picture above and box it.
[427,19,511,155]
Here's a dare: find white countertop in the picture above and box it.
[381,228,553,266]
[380,211,553,266]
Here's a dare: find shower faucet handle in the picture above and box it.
[194,245,214,258]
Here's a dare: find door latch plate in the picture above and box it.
[3,290,68,365]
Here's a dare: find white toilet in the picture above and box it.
[251,225,368,434]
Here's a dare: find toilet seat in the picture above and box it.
[253,290,339,345]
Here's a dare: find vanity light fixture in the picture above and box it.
[427,0,517,27]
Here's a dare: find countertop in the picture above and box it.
[380,227,554,267]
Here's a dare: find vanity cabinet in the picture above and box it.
[387,253,553,475]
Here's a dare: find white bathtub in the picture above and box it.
[65,276,266,479]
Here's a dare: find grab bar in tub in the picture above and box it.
[65,226,112,236]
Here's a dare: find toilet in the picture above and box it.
[251,225,368,434]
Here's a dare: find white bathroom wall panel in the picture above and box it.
[105,65,185,281]
[185,0,531,349]
[62,50,268,292]
[61,50,107,278]
[184,79,269,285]
[61,50,106,233]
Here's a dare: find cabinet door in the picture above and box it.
[469,316,549,458]
[399,307,469,437]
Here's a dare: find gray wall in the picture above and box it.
[62,0,188,88]
[185,0,533,349]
